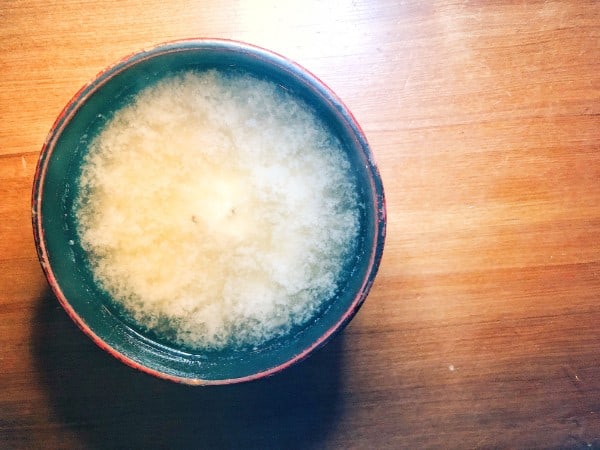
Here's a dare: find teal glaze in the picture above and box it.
[32,39,386,384]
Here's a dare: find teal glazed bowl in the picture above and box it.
[32,39,386,385]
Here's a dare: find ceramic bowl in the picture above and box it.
[32,39,386,385]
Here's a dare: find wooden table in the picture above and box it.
[1,1,599,448]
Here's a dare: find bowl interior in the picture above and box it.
[34,41,385,383]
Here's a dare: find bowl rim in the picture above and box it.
[31,38,387,385]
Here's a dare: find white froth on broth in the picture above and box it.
[75,70,360,350]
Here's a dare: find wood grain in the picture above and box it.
[1,0,599,448]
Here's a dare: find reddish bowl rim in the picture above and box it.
[32,38,387,385]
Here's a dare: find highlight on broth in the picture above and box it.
[74,69,360,350]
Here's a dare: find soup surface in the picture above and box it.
[75,69,360,350]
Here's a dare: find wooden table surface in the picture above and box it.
[1,1,599,448]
